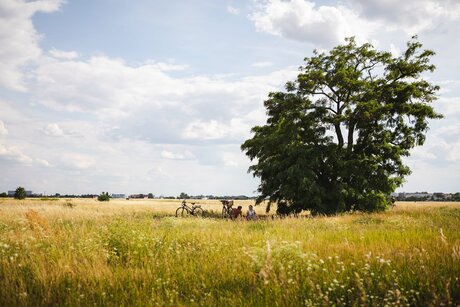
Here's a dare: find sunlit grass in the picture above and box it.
[0,199,459,305]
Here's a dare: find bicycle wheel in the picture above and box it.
[193,207,204,218]
[176,207,189,217]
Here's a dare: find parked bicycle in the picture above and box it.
[175,200,204,217]
[220,200,234,218]
[390,196,396,209]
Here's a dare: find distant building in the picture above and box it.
[129,194,145,199]
[396,192,433,200]
[432,192,451,201]
[8,190,33,197]
[406,192,431,199]
[111,194,126,199]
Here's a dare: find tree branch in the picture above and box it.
[310,90,338,104]
[347,121,355,154]
[326,84,341,102]
[335,123,344,148]
[317,105,337,114]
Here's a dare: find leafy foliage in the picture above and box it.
[14,187,26,200]
[242,37,441,215]
[452,193,460,202]
[179,192,189,199]
[97,192,110,202]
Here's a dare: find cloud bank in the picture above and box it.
[0,0,459,195]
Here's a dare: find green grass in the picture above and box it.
[0,200,459,306]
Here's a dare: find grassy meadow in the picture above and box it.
[0,198,459,306]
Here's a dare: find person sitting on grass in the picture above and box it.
[246,205,258,220]
[230,206,243,220]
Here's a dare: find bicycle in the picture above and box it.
[390,197,396,209]
[175,200,204,217]
[220,200,234,218]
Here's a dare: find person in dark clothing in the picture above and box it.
[231,206,243,220]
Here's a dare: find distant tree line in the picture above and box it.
[1,188,458,202]
[177,192,256,200]
[396,193,460,202]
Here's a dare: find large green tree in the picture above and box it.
[242,37,441,215]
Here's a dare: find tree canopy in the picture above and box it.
[98,192,110,202]
[179,192,189,199]
[241,37,441,215]
[14,187,27,200]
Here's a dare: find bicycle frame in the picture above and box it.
[176,200,203,217]
[221,200,233,218]
[181,202,193,213]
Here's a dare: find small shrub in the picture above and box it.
[201,209,220,218]
[63,201,75,208]
[14,187,26,200]
[98,192,110,202]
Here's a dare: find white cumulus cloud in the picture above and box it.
[0,143,49,166]
[0,0,63,91]
[0,144,33,163]
[43,123,64,136]
[351,0,460,34]
[0,120,8,136]
[182,118,250,141]
[63,153,95,170]
[227,5,240,15]
[49,48,79,60]
[161,150,195,160]
[251,61,273,68]
[250,0,460,47]
[250,0,376,47]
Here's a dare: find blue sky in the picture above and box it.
[1,0,459,195]
[32,1,303,76]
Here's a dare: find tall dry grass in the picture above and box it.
[0,198,459,305]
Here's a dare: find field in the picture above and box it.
[0,198,459,306]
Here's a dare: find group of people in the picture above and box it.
[230,204,258,221]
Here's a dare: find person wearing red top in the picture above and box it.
[230,206,243,220]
